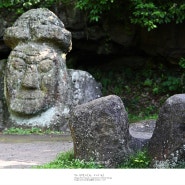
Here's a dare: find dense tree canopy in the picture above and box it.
[0,0,185,31]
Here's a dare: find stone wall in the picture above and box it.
[0,3,185,67]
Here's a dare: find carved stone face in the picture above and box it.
[5,42,58,115]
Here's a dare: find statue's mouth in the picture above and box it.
[15,90,44,100]
[10,91,47,115]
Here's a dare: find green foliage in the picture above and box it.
[1,0,185,30]
[86,62,185,123]
[129,0,185,30]
[179,57,185,69]
[76,0,115,22]
[3,127,62,135]
[119,150,151,168]
[0,0,60,15]
[142,61,185,95]
[36,149,151,169]
[36,150,103,169]
[75,0,185,30]
[175,161,185,168]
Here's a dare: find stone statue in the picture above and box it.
[3,8,101,131]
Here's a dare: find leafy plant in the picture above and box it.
[119,150,151,168]
[130,0,185,30]
[179,57,185,69]
[3,127,62,135]
[0,0,69,15]
[86,64,180,123]
[144,78,153,87]
[36,149,152,169]
[1,0,185,31]
[76,0,115,22]
[36,150,103,169]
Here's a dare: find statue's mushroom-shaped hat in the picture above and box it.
[3,8,72,53]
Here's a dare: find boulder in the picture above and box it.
[3,8,102,131]
[69,95,132,168]
[129,120,156,151]
[68,69,102,106]
[148,94,185,168]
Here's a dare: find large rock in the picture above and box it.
[3,8,102,131]
[129,120,156,151]
[68,69,102,106]
[69,95,132,168]
[148,94,185,168]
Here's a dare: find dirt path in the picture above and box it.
[0,134,73,169]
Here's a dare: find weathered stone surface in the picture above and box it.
[68,69,102,106]
[4,8,72,52]
[69,95,132,168]
[148,94,185,168]
[3,8,102,131]
[129,120,156,151]
[5,42,72,130]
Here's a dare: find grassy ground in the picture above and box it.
[36,150,151,169]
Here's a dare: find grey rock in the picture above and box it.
[3,8,102,131]
[129,120,156,151]
[4,8,72,53]
[68,69,102,106]
[107,23,136,47]
[69,95,132,168]
[56,2,86,30]
[148,94,185,168]
[4,41,72,130]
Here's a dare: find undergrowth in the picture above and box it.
[35,150,151,169]
[76,60,185,123]
[3,127,62,135]
[118,150,151,168]
[36,150,103,169]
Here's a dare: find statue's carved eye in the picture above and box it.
[38,59,53,73]
[11,58,26,72]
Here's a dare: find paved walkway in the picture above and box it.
[0,134,73,169]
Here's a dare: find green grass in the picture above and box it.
[118,150,151,168]
[35,150,103,169]
[3,127,63,135]
[128,113,158,123]
[35,150,151,169]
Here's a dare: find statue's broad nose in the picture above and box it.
[22,65,39,89]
